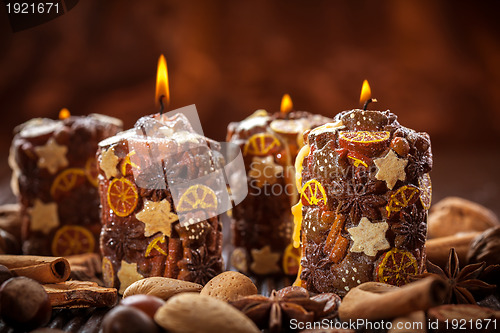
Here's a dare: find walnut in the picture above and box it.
[427,197,499,238]
[467,226,500,266]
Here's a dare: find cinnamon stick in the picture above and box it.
[43,280,117,308]
[339,276,448,321]
[426,232,480,268]
[0,255,70,283]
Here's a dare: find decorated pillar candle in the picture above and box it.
[292,106,432,296]
[227,96,331,276]
[97,112,224,294]
[9,111,122,255]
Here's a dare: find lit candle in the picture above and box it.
[292,81,432,296]
[227,94,331,276]
[97,55,224,293]
[9,109,122,256]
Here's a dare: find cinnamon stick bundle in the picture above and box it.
[339,276,448,321]
[0,255,70,283]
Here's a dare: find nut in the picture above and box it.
[427,197,499,238]
[122,277,202,300]
[390,137,410,157]
[154,293,260,333]
[467,226,500,266]
[120,294,165,319]
[200,271,257,302]
[0,276,52,330]
[101,305,160,333]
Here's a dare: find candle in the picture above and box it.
[226,95,331,276]
[97,56,224,293]
[292,81,432,296]
[9,110,122,256]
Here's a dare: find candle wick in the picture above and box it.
[159,95,165,115]
[363,98,378,111]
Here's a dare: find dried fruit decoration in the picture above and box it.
[243,133,281,156]
[375,248,418,286]
[107,178,139,217]
[50,168,86,199]
[51,225,95,256]
[301,179,327,207]
[177,185,217,212]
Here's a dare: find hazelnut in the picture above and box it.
[0,277,52,330]
[0,264,13,285]
[120,294,165,319]
[101,305,160,333]
[467,226,500,266]
[390,137,410,157]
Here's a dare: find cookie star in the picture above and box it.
[28,199,60,234]
[99,147,120,179]
[34,137,68,174]
[250,245,281,275]
[374,149,408,190]
[348,217,390,257]
[117,260,144,294]
[135,199,178,237]
[248,156,283,188]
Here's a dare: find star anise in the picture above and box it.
[413,248,496,304]
[338,168,386,224]
[178,246,221,285]
[300,241,331,293]
[101,221,147,262]
[405,149,432,182]
[136,163,171,202]
[391,204,426,250]
[230,286,339,333]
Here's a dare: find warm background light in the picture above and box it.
[280,93,293,114]
[155,54,170,108]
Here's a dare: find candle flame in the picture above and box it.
[155,54,170,108]
[359,80,371,105]
[59,108,70,120]
[280,93,293,114]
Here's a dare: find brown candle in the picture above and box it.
[9,111,122,256]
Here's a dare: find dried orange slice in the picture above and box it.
[243,133,281,156]
[301,179,327,207]
[51,225,95,256]
[121,150,141,176]
[386,185,420,217]
[145,235,168,258]
[85,157,99,187]
[50,168,86,199]
[339,131,390,156]
[346,150,371,168]
[282,243,301,275]
[107,178,139,217]
[375,248,418,286]
[418,173,432,209]
[176,184,218,212]
[102,256,115,288]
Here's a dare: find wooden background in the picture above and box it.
[0,0,499,214]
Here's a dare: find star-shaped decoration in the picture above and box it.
[248,156,283,188]
[34,137,68,174]
[347,217,389,257]
[373,149,408,190]
[250,245,281,275]
[28,199,59,234]
[99,147,120,179]
[135,199,178,237]
[117,260,144,294]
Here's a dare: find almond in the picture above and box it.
[154,293,260,333]
[122,277,202,300]
[428,197,499,238]
[200,271,257,302]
